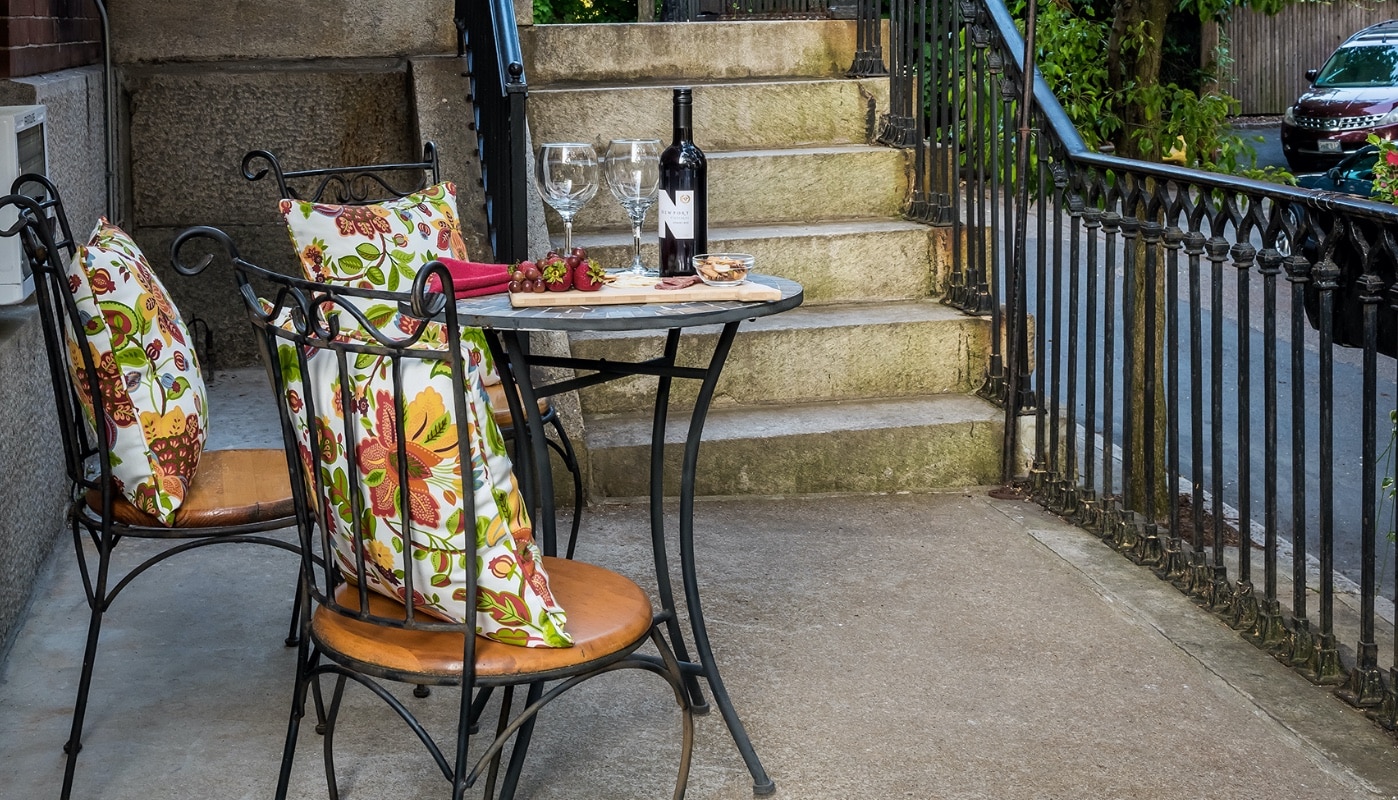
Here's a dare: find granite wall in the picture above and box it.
[0,0,495,655]
[0,65,106,657]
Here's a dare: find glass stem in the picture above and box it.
[631,218,643,268]
[562,218,573,254]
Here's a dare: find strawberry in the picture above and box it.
[540,254,573,292]
[573,258,607,291]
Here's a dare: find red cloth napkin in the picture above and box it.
[427,258,511,297]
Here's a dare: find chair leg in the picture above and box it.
[274,669,311,800]
[468,685,494,735]
[482,686,514,800]
[58,591,106,800]
[285,572,304,647]
[60,522,115,800]
[546,415,584,559]
[496,681,545,800]
[322,675,347,800]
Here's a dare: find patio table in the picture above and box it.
[454,273,803,796]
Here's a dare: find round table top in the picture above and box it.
[452,274,804,332]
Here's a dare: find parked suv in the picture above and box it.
[1281,20,1398,172]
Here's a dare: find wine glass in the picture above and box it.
[603,138,662,276]
[534,142,599,254]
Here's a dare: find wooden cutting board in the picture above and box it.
[509,279,781,307]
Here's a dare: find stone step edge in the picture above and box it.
[568,298,982,341]
[529,74,877,93]
[584,392,1003,448]
[572,217,932,247]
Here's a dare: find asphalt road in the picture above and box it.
[1234,118,1286,171]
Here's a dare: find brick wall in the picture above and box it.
[0,0,102,79]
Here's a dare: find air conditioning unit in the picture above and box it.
[0,104,47,305]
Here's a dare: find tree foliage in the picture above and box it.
[1022,0,1289,180]
[534,0,642,24]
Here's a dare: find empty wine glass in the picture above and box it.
[534,142,599,254]
[603,138,662,276]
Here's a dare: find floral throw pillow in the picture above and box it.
[280,181,468,292]
[65,219,208,525]
[278,181,501,388]
[271,306,570,648]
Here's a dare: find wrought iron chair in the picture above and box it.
[240,142,586,558]
[172,225,692,799]
[0,175,302,800]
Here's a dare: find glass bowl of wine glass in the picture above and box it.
[691,253,754,287]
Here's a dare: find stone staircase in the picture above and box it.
[520,19,1003,500]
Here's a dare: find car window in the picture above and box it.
[1315,43,1398,87]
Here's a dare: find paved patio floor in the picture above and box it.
[1,371,1397,800]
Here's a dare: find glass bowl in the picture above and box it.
[692,253,754,286]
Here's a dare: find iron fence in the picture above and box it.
[860,0,1398,733]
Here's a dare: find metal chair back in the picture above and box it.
[4,174,115,511]
[241,142,441,204]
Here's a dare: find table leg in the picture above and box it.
[675,322,775,796]
[492,330,559,557]
[648,329,711,715]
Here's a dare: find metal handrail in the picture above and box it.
[457,0,530,263]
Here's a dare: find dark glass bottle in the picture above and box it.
[658,87,707,277]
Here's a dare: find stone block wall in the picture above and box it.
[110,0,490,369]
[0,0,492,655]
[0,65,106,657]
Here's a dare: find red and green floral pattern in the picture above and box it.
[278,180,503,391]
[280,182,469,292]
[65,219,208,525]
[274,311,570,648]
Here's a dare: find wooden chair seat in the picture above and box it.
[312,557,654,682]
[88,448,296,528]
[484,380,551,428]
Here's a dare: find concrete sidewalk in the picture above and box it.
[1,372,1396,799]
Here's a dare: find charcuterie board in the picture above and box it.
[508,279,782,307]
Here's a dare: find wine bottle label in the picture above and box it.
[658,190,696,239]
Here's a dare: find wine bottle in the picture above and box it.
[658,87,707,277]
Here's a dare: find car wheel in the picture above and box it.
[1274,205,1303,258]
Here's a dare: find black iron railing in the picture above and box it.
[860,0,1398,731]
[663,0,835,20]
[456,0,529,263]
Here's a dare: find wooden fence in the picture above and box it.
[1218,1,1397,116]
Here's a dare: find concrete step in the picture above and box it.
[571,145,910,233]
[528,76,887,152]
[584,393,1004,498]
[571,219,936,305]
[569,300,991,415]
[522,20,862,85]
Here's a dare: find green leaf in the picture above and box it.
[277,345,301,382]
[356,242,381,260]
[364,304,396,328]
[365,265,385,285]
[113,346,149,367]
[412,547,430,561]
[364,468,386,488]
[354,351,377,370]
[338,255,365,273]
